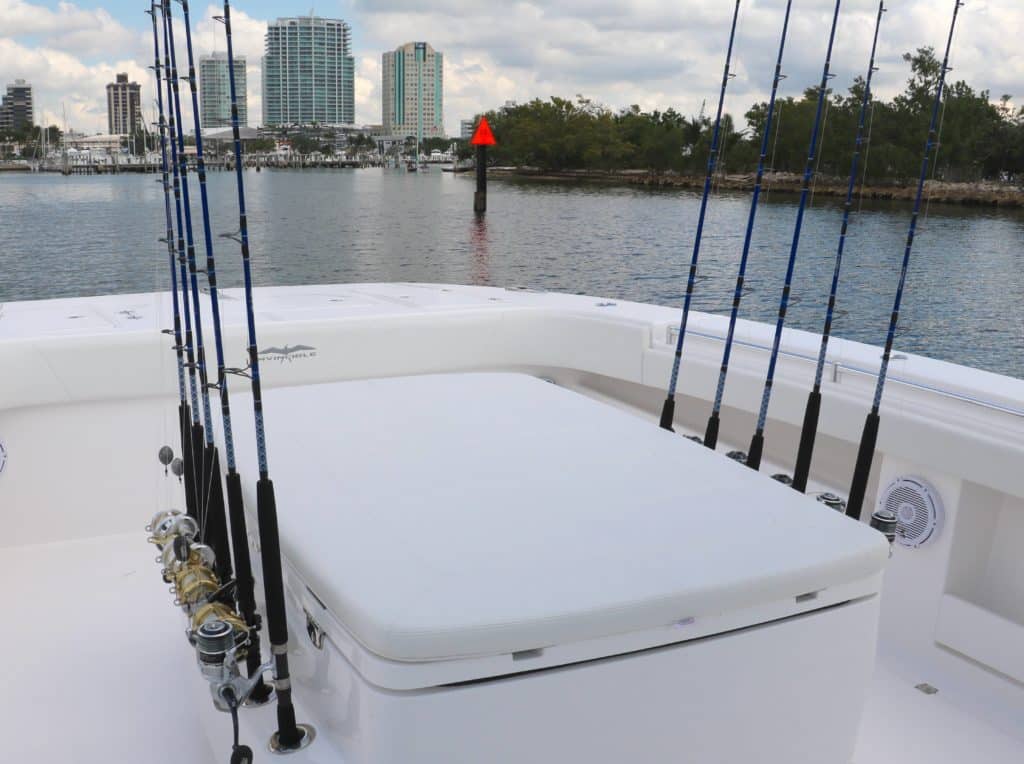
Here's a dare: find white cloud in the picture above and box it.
[1,0,1022,135]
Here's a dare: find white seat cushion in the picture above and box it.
[233,373,887,662]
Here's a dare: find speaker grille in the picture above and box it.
[879,476,943,548]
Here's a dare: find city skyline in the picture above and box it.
[2,1,1023,137]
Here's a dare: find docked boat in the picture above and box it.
[1,283,1022,763]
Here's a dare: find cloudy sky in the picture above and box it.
[1,0,1021,135]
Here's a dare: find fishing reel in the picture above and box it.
[870,508,898,556]
[190,614,271,712]
[147,508,199,547]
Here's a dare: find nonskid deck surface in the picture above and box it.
[2,532,1021,764]
[0,534,212,764]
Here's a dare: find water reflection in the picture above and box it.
[470,214,490,286]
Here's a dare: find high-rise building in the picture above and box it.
[262,16,355,127]
[0,80,34,132]
[200,53,247,129]
[382,42,444,140]
[460,119,474,140]
[107,73,141,135]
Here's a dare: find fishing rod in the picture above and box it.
[846,0,964,519]
[175,0,235,588]
[744,0,842,471]
[220,0,309,749]
[703,0,793,450]
[791,1,886,493]
[176,0,270,702]
[163,0,231,572]
[159,2,202,524]
[659,0,742,432]
[147,2,194,520]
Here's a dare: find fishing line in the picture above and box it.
[809,96,833,207]
[846,0,965,520]
[176,0,234,587]
[160,3,203,523]
[764,99,785,203]
[218,0,307,748]
[792,1,887,493]
[147,2,189,514]
[744,0,841,472]
[858,100,877,212]
[703,0,794,450]
[164,0,220,543]
[659,0,743,431]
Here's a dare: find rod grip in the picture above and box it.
[225,471,266,688]
[746,431,765,471]
[847,411,880,520]
[256,477,305,747]
[256,478,288,647]
[792,390,822,493]
[204,445,234,589]
[190,423,206,526]
[659,398,676,431]
[703,412,721,450]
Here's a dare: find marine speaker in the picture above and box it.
[878,476,943,549]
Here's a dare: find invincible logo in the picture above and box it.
[258,344,318,363]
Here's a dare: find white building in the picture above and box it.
[199,53,247,129]
[381,42,444,141]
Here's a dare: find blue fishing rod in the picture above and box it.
[176,0,271,704]
[659,0,742,432]
[703,0,793,450]
[175,0,236,588]
[220,0,308,750]
[847,0,964,519]
[163,0,231,572]
[159,3,202,524]
[792,1,886,493]
[745,0,842,471]
[147,2,193,519]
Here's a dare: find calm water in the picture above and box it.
[0,169,1021,379]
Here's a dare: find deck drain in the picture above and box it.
[914,683,939,695]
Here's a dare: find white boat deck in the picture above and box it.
[1,284,1022,762]
[3,532,1020,764]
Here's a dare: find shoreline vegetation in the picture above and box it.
[476,48,1024,209]
[488,168,1024,208]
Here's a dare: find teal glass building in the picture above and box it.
[262,16,355,127]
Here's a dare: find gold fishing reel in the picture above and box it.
[192,601,249,642]
[173,563,221,609]
[161,542,216,582]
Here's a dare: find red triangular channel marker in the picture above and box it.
[470,117,497,146]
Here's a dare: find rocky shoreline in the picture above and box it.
[490,168,1024,208]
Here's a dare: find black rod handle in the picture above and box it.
[792,390,822,493]
[746,430,765,471]
[225,471,267,690]
[256,478,305,749]
[847,411,880,520]
[704,412,721,450]
[190,422,205,526]
[659,397,676,432]
[203,444,234,585]
[179,403,198,519]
